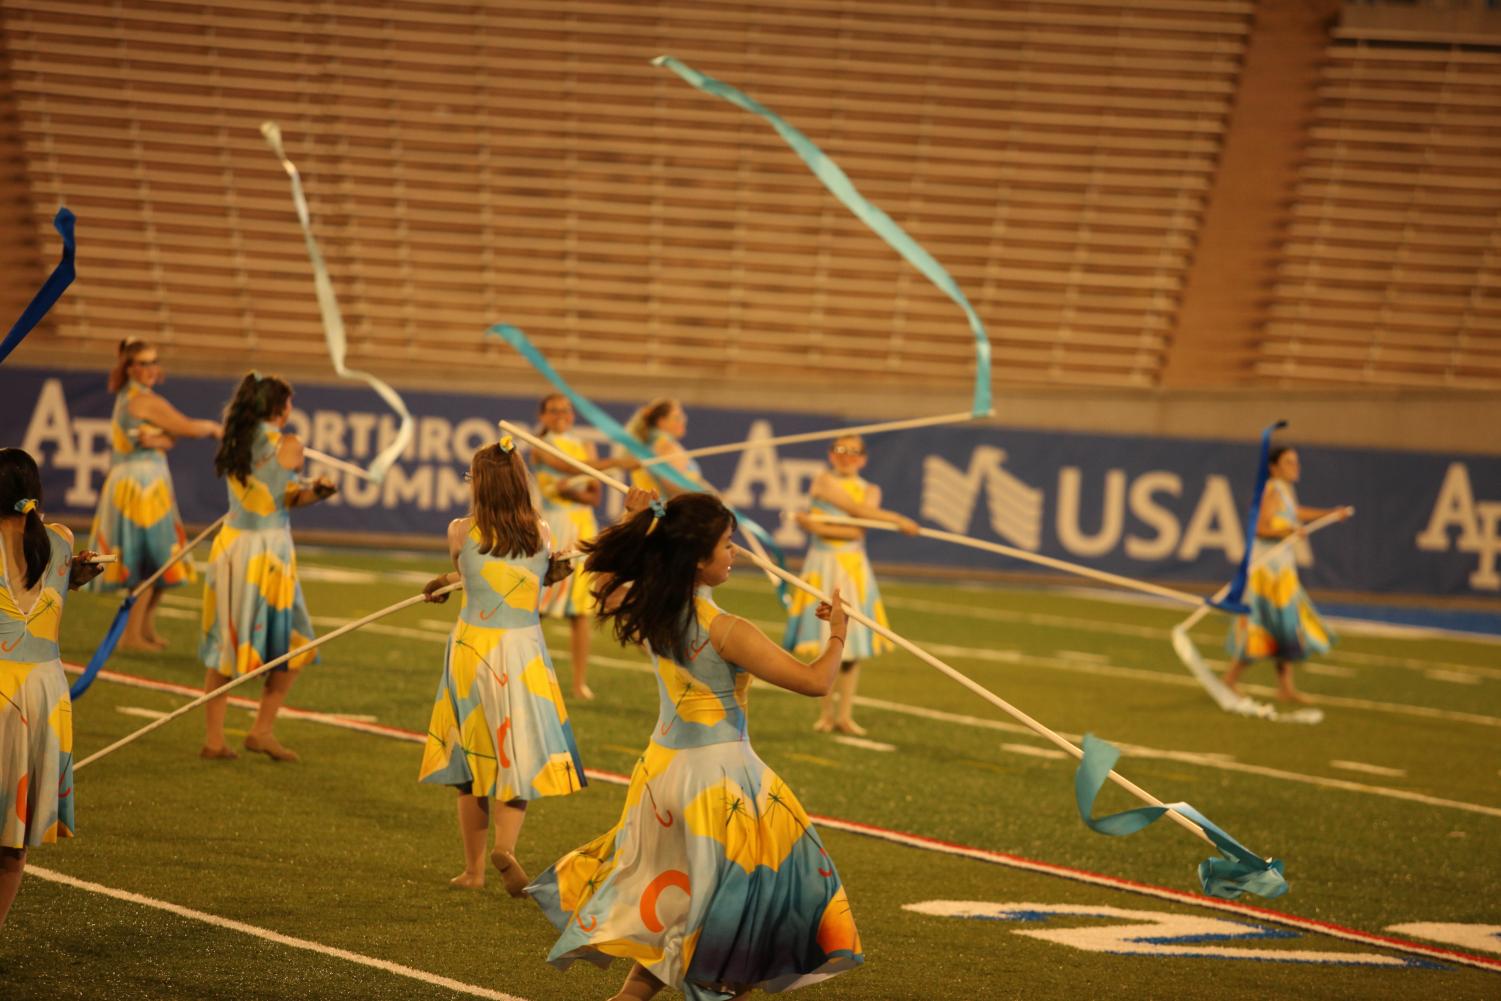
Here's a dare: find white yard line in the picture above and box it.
[832,735,896,752]
[741,606,1501,730]
[1330,761,1408,779]
[27,867,530,1001]
[845,694,1501,820]
[1304,664,1359,679]
[1425,670,1483,686]
[883,594,1501,681]
[1056,650,1111,663]
[1001,743,1070,760]
[300,563,435,586]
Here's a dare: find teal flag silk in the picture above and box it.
[487,324,792,607]
[261,122,414,482]
[652,55,992,418]
[1076,733,1288,900]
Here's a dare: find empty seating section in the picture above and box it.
[0,0,1253,391]
[1262,29,1501,388]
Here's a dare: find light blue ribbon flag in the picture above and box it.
[652,55,992,418]
[487,323,792,606]
[261,122,414,482]
[1076,733,1288,900]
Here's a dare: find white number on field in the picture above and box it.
[903,901,1420,967]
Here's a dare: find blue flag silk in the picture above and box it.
[69,597,134,699]
[1214,420,1289,615]
[0,207,77,367]
[260,122,414,482]
[652,55,992,418]
[487,323,793,607]
[1075,733,1288,900]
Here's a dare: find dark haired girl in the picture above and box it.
[1223,446,1353,703]
[419,437,586,893]
[531,487,863,1001]
[0,448,104,927]
[198,373,335,762]
[87,337,222,651]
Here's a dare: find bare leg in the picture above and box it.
[119,594,163,651]
[451,792,489,888]
[815,660,851,733]
[1222,658,1248,695]
[200,669,238,759]
[609,963,665,1001]
[139,587,168,647]
[0,847,25,929]
[571,615,594,700]
[1276,660,1309,704]
[813,687,835,733]
[243,669,299,762]
[832,661,866,736]
[491,798,530,897]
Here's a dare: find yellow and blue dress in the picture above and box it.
[532,431,598,618]
[418,523,586,801]
[783,475,893,661]
[1228,480,1334,662]
[531,589,863,1001]
[199,424,318,676]
[86,380,194,592]
[1,524,76,848]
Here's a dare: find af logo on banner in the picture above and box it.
[1415,462,1501,591]
[921,446,1044,550]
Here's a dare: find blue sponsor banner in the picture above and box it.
[6,366,1500,601]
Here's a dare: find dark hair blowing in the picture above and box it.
[470,443,543,558]
[215,372,293,482]
[0,448,52,589]
[108,337,152,394]
[583,493,735,664]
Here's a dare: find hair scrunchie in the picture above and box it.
[13,498,37,515]
[498,435,515,454]
[645,497,666,536]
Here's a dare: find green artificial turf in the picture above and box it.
[3,552,1497,1000]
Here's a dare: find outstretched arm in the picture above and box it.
[1296,503,1354,524]
[710,589,848,696]
[131,393,221,440]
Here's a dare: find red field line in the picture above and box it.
[68,663,1501,975]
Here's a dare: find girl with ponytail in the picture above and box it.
[418,437,586,894]
[531,488,865,1001]
[88,337,222,650]
[198,373,336,763]
[0,448,104,928]
[624,397,705,498]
